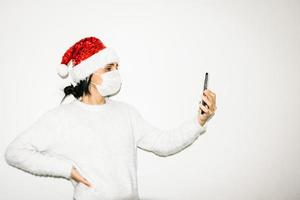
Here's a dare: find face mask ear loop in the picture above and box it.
[91,72,102,87]
[90,81,97,87]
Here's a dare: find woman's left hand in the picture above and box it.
[197,89,217,127]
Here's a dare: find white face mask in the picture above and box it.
[91,70,122,97]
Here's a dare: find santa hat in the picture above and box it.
[57,36,119,84]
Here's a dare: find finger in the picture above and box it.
[204,90,215,102]
[204,90,216,110]
[206,89,216,97]
[203,92,214,104]
[198,104,204,113]
[204,90,216,108]
[208,96,216,112]
[198,107,208,118]
[199,104,209,114]
[201,95,212,108]
[203,103,213,115]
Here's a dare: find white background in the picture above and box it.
[1,0,299,199]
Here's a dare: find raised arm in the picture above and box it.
[127,104,207,157]
[4,107,74,180]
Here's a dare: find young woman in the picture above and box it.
[4,36,217,200]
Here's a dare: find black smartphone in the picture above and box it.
[200,72,209,114]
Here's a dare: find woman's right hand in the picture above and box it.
[71,166,93,188]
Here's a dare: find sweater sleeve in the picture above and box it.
[127,104,208,157]
[4,107,74,180]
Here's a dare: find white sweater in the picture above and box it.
[4,97,207,200]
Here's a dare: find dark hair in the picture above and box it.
[60,74,93,104]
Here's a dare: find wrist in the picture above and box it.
[198,119,206,127]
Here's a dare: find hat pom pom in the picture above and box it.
[57,64,69,78]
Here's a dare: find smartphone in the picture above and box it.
[200,72,209,114]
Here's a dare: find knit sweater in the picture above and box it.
[4,97,207,200]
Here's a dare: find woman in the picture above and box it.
[4,36,217,200]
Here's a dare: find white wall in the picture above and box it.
[1,0,299,199]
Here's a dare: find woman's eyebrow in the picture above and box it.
[107,63,119,67]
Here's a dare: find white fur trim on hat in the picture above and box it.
[57,64,69,78]
[69,47,119,83]
[57,60,73,78]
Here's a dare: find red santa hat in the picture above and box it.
[57,36,119,83]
